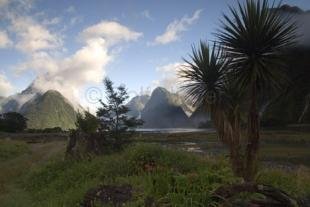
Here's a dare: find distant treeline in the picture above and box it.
[0,112,27,133]
[0,112,67,133]
[26,127,66,133]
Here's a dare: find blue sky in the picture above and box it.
[0,0,309,110]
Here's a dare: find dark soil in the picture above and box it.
[80,184,133,207]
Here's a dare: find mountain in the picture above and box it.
[1,84,40,113]
[190,105,211,128]
[0,96,4,111]
[126,95,150,118]
[19,90,77,129]
[141,87,191,128]
[169,92,194,116]
[262,47,310,126]
[273,4,305,14]
[0,84,78,130]
[273,4,310,47]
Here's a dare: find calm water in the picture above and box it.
[136,128,215,133]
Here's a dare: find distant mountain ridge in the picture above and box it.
[275,4,310,14]
[126,95,150,118]
[190,105,211,128]
[0,96,4,111]
[141,87,192,128]
[125,87,211,128]
[1,85,210,130]
[19,90,77,129]
[0,85,78,129]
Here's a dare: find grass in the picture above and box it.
[258,167,310,198]
[0,131,309,206]
[0,139,30,161]
[0,143,236,206]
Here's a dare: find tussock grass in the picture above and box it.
[0,139,30,161]
[0,135,309,206]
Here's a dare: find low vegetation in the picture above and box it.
[0,138,309,206]
[0,139,30,161]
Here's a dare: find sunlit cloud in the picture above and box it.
[150,9,202,45]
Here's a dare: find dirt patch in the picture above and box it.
[81,184,133,207]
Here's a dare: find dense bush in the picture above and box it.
[0,112,27,133]
[27,127,65,133]
[75,111,100,134]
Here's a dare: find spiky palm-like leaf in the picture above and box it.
[179,42,228,108]
[179,42,245,176]
[217,0,297,93]
[179,42,238,142]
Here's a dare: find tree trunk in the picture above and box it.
[213,107,244,178]
[245,84,260,182]
[230,145,244,177]
[298,94,310,123]
[230,114,244,178]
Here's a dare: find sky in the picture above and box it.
[0,0,309,111]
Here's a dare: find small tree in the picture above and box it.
[97,78,143,147]
[67,111,101,158]
[0,112,27,133]
[76,111,100,134]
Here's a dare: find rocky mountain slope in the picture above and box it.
[126,95,150,118]
[19,90,77,129]
[0,85,78,129]
[141,87,191,128]
[190,105,211,128]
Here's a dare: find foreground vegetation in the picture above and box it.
[0,133,309,206]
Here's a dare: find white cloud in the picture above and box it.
[151,9,202,45]
[70,16,83,26]
[2,0,33,12]
[0,73,14,97]
[0,30,12,48]
[66,6,75,13]
[42,17,61,26]
[80,21,142,46]
[0,0,142,110]
[154,62,188,92]
[16,21,142,109]
[15,51,59,75]
[64,5,83,27]
[141,10,153,20]
[30,39,111,107]
[10,16,62,53]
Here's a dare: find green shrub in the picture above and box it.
[12,143,310,206]
[124,143,205,174]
